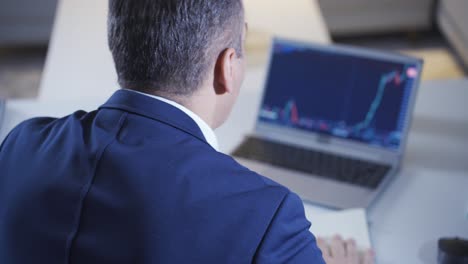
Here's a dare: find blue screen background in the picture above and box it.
[258,41,419,150]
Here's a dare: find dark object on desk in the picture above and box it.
[438,238,468,264]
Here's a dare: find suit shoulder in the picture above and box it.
[1,111,90,148]
[199,149,291,193]
[10,111,88,133]
[11,116,57,133]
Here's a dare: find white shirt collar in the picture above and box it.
[123,89,219,151]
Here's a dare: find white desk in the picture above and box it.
[367,79,468,263]
[1,0,467,263]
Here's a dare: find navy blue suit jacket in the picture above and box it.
[0,90,324,263]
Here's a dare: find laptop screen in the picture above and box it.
[258,39,421,151]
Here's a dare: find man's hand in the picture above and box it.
[317,235,374,264]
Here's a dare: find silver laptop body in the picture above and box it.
[233,38,424,209]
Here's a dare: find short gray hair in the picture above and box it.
[108,0,244,96]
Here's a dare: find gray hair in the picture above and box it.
[108,0,244,96]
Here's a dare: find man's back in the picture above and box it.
[0,90,324,263]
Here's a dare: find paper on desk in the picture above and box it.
[304,207,372,250]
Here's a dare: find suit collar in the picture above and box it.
[123,89,219,150]
[99,89,209,146]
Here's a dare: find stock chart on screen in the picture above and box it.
[259,42,419,150]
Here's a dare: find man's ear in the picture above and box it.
[213,48,237,95]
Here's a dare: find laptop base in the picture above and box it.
[234,157,393,209]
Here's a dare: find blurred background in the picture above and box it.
[0,0,467,99]
[0,1,466,263]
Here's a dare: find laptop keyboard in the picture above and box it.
[232,137,391,189]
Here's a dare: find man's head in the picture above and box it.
[108,0,246,128]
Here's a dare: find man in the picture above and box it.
[0,1,372,263]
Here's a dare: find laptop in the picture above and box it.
[232,38,423,209]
